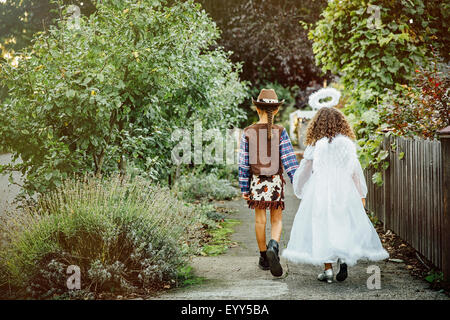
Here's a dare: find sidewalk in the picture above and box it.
[0,153,23,217]
[155,177,449,300]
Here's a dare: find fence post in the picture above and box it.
[383,134,391,232]
[438,126,450,282]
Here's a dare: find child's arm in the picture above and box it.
[352,156,368,206]
[279,129,299,183]
[292,145,313,199]
[238,131,251,199]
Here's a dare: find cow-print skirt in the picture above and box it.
[247,174,285,210]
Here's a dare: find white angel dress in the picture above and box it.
[282,134,389,266]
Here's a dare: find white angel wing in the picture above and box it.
[313,134,367,198]
[313,135,355,172]
[352,157,368,198]
[292,145,314,199]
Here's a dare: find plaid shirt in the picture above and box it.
[238,128,299,194]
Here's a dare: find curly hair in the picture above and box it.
[305,107,355,146]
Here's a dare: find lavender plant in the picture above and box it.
[0,175,204,298]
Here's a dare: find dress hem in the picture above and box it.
[281,249,389,267]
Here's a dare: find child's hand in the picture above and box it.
[362,198,366,208]
[242,193,250,200]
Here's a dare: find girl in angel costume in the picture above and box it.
[282,107,389,283]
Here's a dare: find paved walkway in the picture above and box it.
[0,153,23,217]
[155,177,448,300]
[1,156,447,300]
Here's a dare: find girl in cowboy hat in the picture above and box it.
[238,88,299,277]
[282,107,388,283]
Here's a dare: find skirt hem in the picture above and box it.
[247,200,285,210]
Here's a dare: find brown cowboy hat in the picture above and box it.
[252,88,285,108]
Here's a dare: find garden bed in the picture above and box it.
[376,223,449,296]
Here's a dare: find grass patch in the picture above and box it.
[201,219,240,256]
[176,265,206,287]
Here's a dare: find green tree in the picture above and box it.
[0,0,247,196]
[311,0,448,114]
[199,0,329,89]
[0,1,96,106]
[310,0,449,182]
[0,0,96,53]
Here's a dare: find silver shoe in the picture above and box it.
[317,269,333,283]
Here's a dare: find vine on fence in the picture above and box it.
[310,0,449,185]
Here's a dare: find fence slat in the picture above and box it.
[365,135,443,271]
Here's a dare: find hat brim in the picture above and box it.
[252,98,285,108]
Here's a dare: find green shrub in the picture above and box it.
[174,173,239,202]
[209,164,239,187]
[0,0,247,197]
[0,175,202,299]
[201,219,240,256]
[310,0,449,183]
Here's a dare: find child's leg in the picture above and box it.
[266,207,283,277]
[269,207,282,242]
[254,208,267,251]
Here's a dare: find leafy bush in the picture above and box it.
[208,164,239,186]
[311,0,447,113]
[0,175,202,299]
[0,0,247,197]
[174,172,239,202]
[311,0,449,183]
[379,63,449,139]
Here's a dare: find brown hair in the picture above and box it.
[305,107,355,146]
[256,105,279,139]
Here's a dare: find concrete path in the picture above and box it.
[0,153,23,217]
[156,177,448,300]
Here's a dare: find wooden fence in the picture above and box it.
[364,134,448,275]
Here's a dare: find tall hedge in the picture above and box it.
[0,0,247,196]
[311,0,448,114]
[310,0,449,183]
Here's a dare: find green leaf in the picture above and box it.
[378,150,389,161]
[66,89,76,98]
[372,172,383,186]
